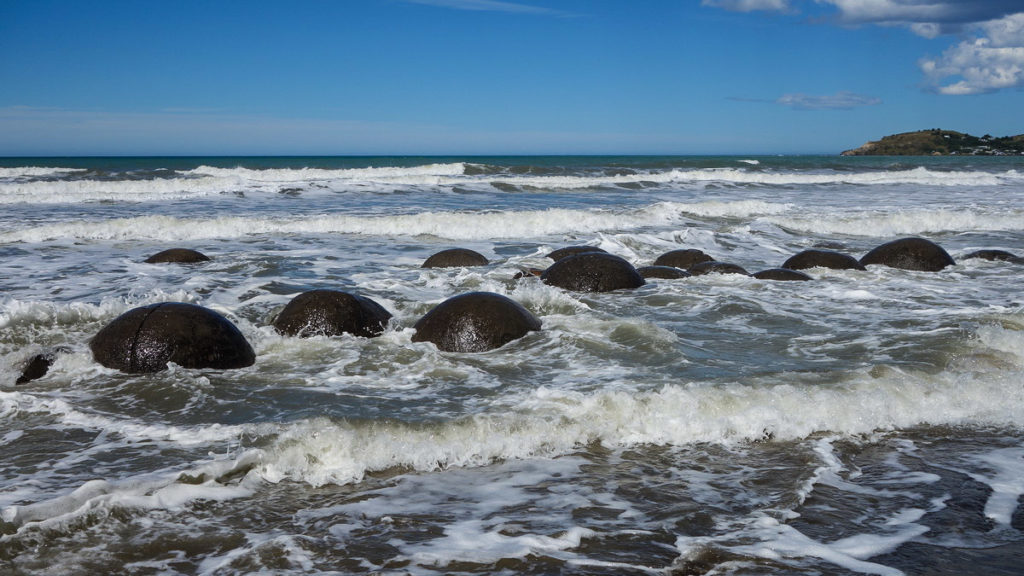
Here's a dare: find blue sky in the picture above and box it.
[1,0,1022,155]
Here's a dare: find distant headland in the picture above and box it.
[841,129,1024,156]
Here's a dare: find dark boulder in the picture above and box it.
[547,246,607,262]
[541,252,645,292]
[272,290,392,338]
[421,248,489,268]
[963,249,1024,264]
[753,268,813,281]
[90,303,255,373]
[689,261,749,276]
[15,347,69,385]
[144,248,210,264]
[782,249,865,271]
[653,249,713,270]
[412,292,541,352]
[859,237,955,271]
[637,265,692,280]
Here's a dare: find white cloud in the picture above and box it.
[818,0,1021,34]
[920,13,1024,94]
[701,0,792,12]
[776,91,882,109]
[706,0,1024,95]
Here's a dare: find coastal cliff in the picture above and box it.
[841,129,1024,156]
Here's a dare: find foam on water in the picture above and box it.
[0,167,87,179]
[764,207,1024,236]
[0,199,798,243]
[2,164,1020,207]
[2,156,1023,574]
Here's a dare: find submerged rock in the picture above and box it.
[782,249,865,271]
[14,347,69,385]
[421,248,489,268]
[547,246,607,262]
[860,237,955,271]
[412,292,541,352]
[541,252,645,292]
[753,268,813,281]
[272,290,392,338]
[688,261,749,276]
[963,249,1024,264]
[637,265,692,280]
[90,303,255,373]
[144,248,210,264]
[653,249,713,270]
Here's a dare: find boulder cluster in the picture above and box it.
[11,237,1021,383]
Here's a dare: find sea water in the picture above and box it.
[1,155,1022,574]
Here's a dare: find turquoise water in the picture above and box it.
[1,155,1023,574]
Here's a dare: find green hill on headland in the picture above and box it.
[841,129,1024,156]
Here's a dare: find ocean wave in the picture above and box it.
[0,167,87,179]
[0,176,231,204]
[0,199,799,243]
[183,162,468,183]
[763,208,1024,236]
[249,358,1024,487]
[1,164,1020,205]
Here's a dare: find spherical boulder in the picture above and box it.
[653,249,713,270]
[689,261,749,276]
[144,248,210,264]
[421,248,488,268]
[782,249,865,271]
[541,252,646,292]
[859,237,955,271]
[272,290,392,338]
[547,246,607,262]
[90,303,255,373]
[637,265,692,280]
[963,249,1024,264]
[412,292,541,353]
[752,268,813,281]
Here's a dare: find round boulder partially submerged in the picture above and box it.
[15,347,70,385]
[144,248,210,264]
[782,249,865,271]
[421,248,489,268]
[272,290,392,338]
[859,237,955,271]
[547,246,607,262]
[90,303,255,373]
[653,249,713,270]
[689,261,749,276]
[541,252,645,292]
[963,249,1024,264]
[412,292,541,353]
[637,265,692,280]
[753,268,813,281]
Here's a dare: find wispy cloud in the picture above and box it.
[405,0,566,16]
[701,0,792,12]
[776,91,882,109]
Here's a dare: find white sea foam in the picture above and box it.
[184,162,468,182]
[0,291,196,329]
[0,167,87,179]
[763,208,1024,236]
[0,200,795,242]
[0,176,235,204]
[969,445,1024,526]
[247,361,1024,488]
[1,165,1019,205]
